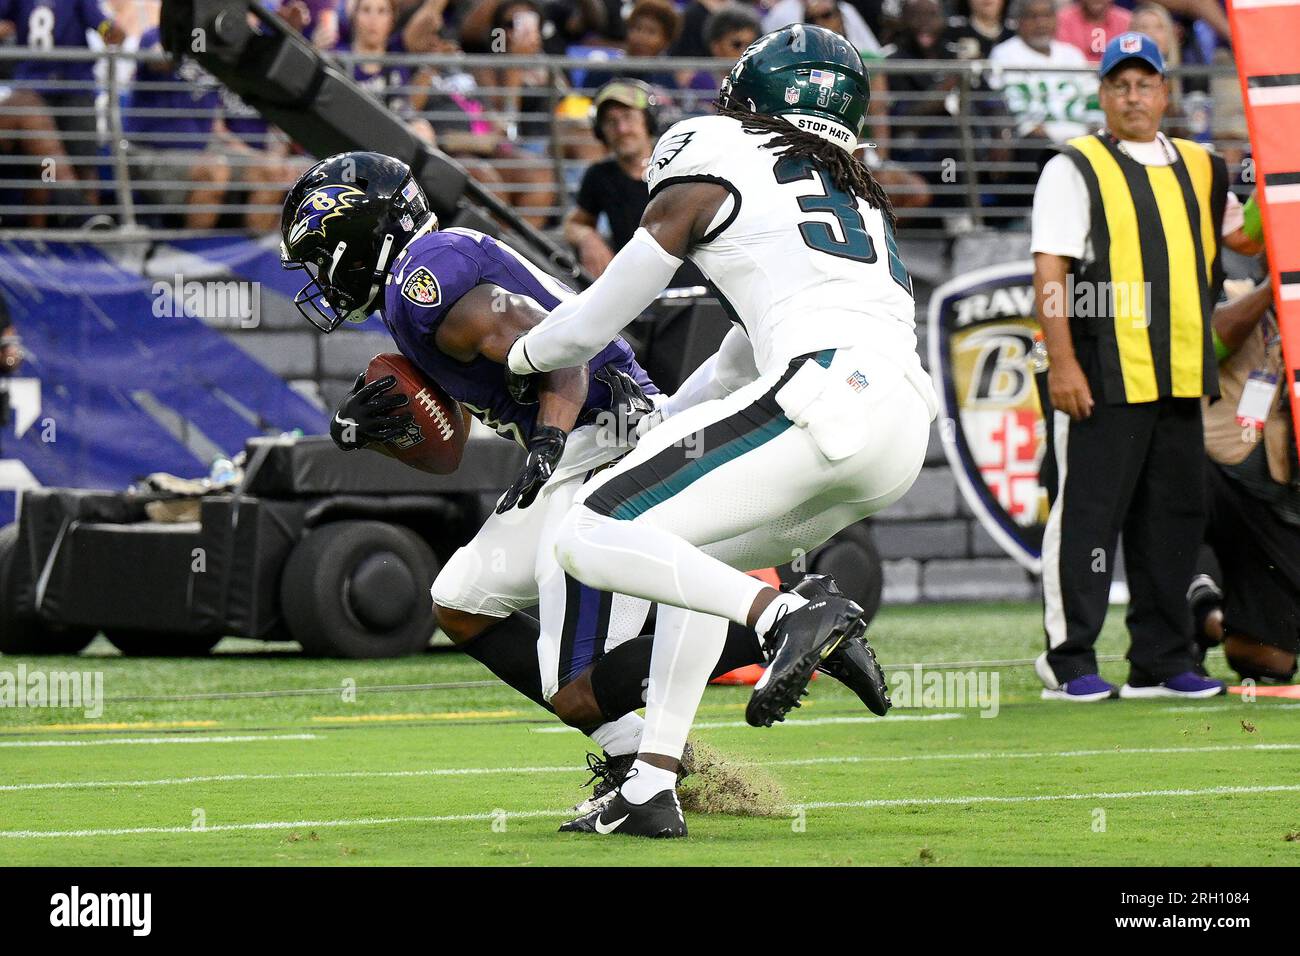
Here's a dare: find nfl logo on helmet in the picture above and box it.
[784,85,799,104]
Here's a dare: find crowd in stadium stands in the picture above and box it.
[0,0,1247,231]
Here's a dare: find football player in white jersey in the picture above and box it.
[505,24,939,837]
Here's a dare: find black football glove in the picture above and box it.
[496,425,567,513]
[595,363,655,441]
[505,366,538,405]
[330,372,412,451]
[504,333,539,404]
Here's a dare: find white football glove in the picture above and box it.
[633,398,668,442]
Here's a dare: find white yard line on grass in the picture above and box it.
[0,765,579,791]
[1161,702,1300,713]
[3,782,1299,839]
[798,783,1300,810]
[0,734,320,749]
[0,810,564,839]
[534,713,967,733]
[3,743,1294,793]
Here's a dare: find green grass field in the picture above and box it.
[1,603,1297,866]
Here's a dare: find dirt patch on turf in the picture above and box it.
[678,740,786,817]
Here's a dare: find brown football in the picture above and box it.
[365,353,469,475]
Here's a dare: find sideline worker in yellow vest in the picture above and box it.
[1030,32,1263,702]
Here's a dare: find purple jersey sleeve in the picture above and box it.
[77,0,108,32]
[385,230,484,339]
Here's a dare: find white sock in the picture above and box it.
[639,604,728,764]
[556,507,767,626]
[589,712,643,756]
[755,592,809,641]
[620,759,678,804]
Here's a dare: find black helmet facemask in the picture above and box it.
[283,233,397,333]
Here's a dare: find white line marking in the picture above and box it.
[0,765,578,792]
[1161,702,1300,713]
[1265,183,1300,205]
[4,783,1298,839]
[6,743,1292,793]
[0,811,565,839]
[798,783,1300,810]
[1249,86,1300,107]
[768,742,1300,765]
[533,713,966,733]
[0,734,319,749]
[1232,0,1299,9]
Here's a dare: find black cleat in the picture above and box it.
[559,785,687,838]
[571,751,636,815]
[790,576,891,716]
[747,580,866,727]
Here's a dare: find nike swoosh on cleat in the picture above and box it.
[594,814,629,834]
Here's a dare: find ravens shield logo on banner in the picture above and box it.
[927,261,1050,572]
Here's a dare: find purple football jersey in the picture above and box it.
[380,227,656,446]
[0,0,110,85]
[122,28,219,150]
[349,60,414,116]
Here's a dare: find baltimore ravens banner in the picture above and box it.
[928,261,1048,572]
[0,240,326,528]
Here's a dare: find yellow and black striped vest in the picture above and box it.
[1061,133,1227,404]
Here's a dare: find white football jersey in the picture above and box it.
[646,114,919,377]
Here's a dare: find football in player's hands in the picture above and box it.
[357,353,470,475]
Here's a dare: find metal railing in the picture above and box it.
[0,48,1252,241]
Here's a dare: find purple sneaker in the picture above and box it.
[1036,655,1116,701]
[1120,671,1226,699]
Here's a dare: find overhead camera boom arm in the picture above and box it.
[157,0,588,287]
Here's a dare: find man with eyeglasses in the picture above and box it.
[1030,33,1264,702]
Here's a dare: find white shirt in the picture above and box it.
[1031,132,1244,263]
[987,36,1100,142]
[762,0,882,56]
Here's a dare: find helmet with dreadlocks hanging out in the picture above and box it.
[717,24,872,153]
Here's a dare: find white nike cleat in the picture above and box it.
[559,787,687,838]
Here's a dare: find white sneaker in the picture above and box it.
[1037,654,1117,701]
